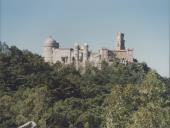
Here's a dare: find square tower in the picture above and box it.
[115,32,125,50]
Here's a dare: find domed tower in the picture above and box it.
[43,37,59,63]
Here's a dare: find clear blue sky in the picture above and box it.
[0,0,169,77]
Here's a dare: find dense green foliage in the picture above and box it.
[103,72,170,128]
[0,42,169,128]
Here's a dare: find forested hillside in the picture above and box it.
[0,42,169,128]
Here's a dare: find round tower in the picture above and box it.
[43,37,57,63]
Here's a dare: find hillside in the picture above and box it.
[0,42,169,128]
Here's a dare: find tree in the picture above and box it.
[103,84,139,128]
[103,71,170,128]
[11,86,50,127]
[0,95,16,128]
[127,71,170,128]
[127,103,170,128]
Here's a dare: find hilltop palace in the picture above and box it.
[42,32,134,69]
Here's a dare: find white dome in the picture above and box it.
[44,37,57,47]
[84,43,88,46]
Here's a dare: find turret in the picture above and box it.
[83,43,88,63]
[43,37,59,63]
[127,48,134,62]
[74,43,79,70]
[115,32,125,50]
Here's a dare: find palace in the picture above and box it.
[42,32,134,69]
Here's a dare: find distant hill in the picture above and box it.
[0,42,169,128]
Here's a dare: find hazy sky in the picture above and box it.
[0,0,169,77]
